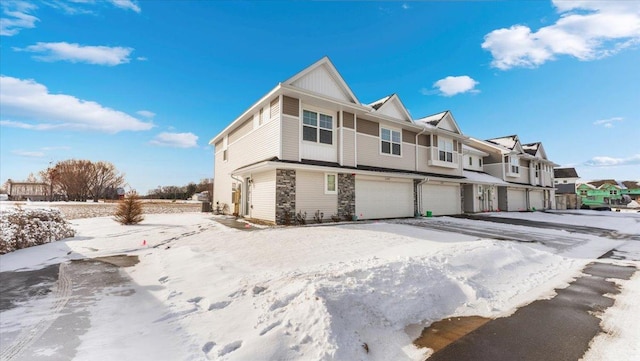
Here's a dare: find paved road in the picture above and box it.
[426,262,637,361]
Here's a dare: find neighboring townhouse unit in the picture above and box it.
[210,57,557,224]
[554,167,580,209]
[467,135,557,211]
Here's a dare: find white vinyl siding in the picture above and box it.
[422,183,460,216]
[296,171,338,220]
[507,188,527,211]
[357,134,415,170]
[228,117,280,166]
[355,178,413,220]
[342,129,356,167]
[249,171,276,222]
[281,115,299,161]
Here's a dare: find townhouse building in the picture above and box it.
[210,57,556,224]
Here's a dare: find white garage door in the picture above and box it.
[529,190,544,210]
[507,188,527,211]
[356,178,413,219]
[422,184,460,216]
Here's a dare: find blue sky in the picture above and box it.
[1,0,638,194]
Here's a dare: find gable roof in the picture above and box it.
[487,135,519,150]
[415,110,462,134]
[522,142,539,156]
[283,56,360,104]
[367,93,412,122]
[588,179,619,188]
[554,168,579,178]
[622,181,640,189]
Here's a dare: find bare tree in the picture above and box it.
[90,161,125,202]
[44,159,125,202]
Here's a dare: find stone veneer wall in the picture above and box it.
[275,169,296,225]
[337,173,355,219]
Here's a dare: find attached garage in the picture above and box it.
[507,188,527,211]
[355,177,414,219]
[529,190,544,210]
[422,183,461,216]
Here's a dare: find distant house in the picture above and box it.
[7,180,49,201]
[577,180,631,208]
[554,167,580,209]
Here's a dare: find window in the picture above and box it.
[555,180,559,184]
[469,157,473,166]
[381,128,401,156]
[303,110,332,145]
[510,157,520,174]
[325,173,337,194]
[610,190,617,195]
[438,139,454,162]
[223,149,228,161]
[535,164,539,177]
[563,180,567,184]
[479,158,482,167]
[580,190,588,196]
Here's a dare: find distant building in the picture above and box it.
[7,180,49,201]
[554,168,579,209]
[576,179,640,208]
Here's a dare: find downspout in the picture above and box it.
[415,126,430,216]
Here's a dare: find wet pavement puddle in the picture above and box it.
[414,316,491,353]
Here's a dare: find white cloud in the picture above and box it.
[584,154,640,167]
[402,3,410,10]
[15,42,133,66]
[593,116,623,128]
[432,76,480,96]
[136,110,156,118]
[109,0,141,13]
[150,132,199,148]
[11,150,45,158]
[0,1,39,36]
[482,1,640,70]
[137,56,147,61]
[0,76,154,133]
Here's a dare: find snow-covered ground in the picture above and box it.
[0,210,638,360]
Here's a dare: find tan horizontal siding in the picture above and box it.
[281,115,299,161]
[283,96,299,116]
[214,140,223,151]
[343,112,355,129]
[402,129,416,144]
[357,117,379,136]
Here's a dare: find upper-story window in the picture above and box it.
[438,139,453,162]
[535,163,539,177]
[381,128,401,156]
[610,190,617,195]
[303,110,332,145]
[510,156,520,174]
[479,158,483,167]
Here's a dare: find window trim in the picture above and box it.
[302,109,333,145]
[380,126,402,157]
[324,173,337,194]
[438,138,454,163]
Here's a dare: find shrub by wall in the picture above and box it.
[0,208,76,254]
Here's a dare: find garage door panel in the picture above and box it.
[422,184,460,216]
[530,191,544,210]
[356,179,413,219]
[507,189,526,211]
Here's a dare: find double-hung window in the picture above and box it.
[381,128,401,156]
[510,157,520,174]
[438,139,454,162]
[303,110,332,145]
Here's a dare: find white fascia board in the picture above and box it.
[209,84,282,145]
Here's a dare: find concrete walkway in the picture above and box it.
[426,262,637,361]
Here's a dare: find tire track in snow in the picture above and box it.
[0,262,72,361]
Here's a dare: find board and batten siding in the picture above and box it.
[296,170,337,220]
[249,170,276,222]
[228,117,280,167]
